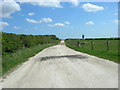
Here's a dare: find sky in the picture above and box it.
[0,0,118,39]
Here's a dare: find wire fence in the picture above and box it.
[66,40,118,53]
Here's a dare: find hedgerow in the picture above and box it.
[2,32,60,55]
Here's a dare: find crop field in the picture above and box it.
[65,39,119,63]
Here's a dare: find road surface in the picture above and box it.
[2,41,118,88]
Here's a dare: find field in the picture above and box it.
[65,39,119,63]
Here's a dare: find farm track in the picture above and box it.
[2,41,118,88]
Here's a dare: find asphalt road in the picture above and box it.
[2,41,118,88]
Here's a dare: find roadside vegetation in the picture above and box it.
[65,38,119,63]
[2,32,60,75]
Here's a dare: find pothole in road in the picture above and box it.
[40,55,87,61]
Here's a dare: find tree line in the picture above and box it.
[2,32,60,55]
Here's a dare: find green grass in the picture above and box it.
[65,40,119,63]
[1,43,56,75]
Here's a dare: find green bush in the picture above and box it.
[2,43,55,75]
[1,32,60,75]
[2,32,60,55]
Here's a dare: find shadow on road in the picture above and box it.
[41,55,87,61]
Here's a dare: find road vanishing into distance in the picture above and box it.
[2,41,118,88]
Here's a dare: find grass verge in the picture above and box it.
[2,43,56,75]
[66,43,119,63]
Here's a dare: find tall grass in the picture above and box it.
[2,43,55,75]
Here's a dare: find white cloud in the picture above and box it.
[49,23,65,27]
[49,21,70,27]
[0,0,20,18]
[86,21,94,25]
[69,0,79,6]
[2,0,80,9]
[26,17,53,23]
[64,21,70,25]
[40,18,52,23]
[82,3,104,12]
[17,0,80,8]
[22,0,62,8]
[28,13,35,16]
[14,26,20,29]
[26,18,39,23]
[0,22,9,30]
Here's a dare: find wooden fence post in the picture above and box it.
[106,41,109,51]
[91,41,94,50]
[77,41,80,47]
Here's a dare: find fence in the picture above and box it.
[67,40,118,53]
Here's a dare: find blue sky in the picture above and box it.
[1,1,118,39]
